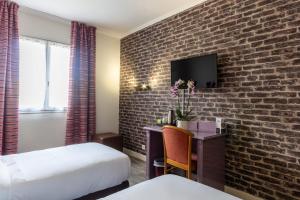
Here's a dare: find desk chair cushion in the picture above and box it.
[163,127,189,164]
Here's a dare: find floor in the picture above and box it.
[127,157,190,186]
[128,157,146,186]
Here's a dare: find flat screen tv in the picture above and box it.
[171,54,217,88]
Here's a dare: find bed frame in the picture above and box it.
[76,180,129,200]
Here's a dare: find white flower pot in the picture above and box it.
[177,120,189,130]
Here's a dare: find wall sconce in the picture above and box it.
[135,83,151,91]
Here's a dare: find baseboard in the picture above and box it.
[123,148,146,161]
[225,186,263,200]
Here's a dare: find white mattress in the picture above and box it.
[102,175,241,200]
[0,143,130,200]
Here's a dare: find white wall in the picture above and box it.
[19,9,70,44]
[18,113,67,152]
[18,8,120,153]
[96,34,120,134]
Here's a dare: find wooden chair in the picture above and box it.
[162,125,197,179]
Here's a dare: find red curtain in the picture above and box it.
[0,1,19,155]
[66,22,96,145]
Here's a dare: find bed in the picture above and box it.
[101,175,241,200]
[0,143,130,200]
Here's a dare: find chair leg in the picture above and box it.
[187,169,192,179]
[164,164,168,175]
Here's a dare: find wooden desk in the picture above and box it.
[144,124,225,191]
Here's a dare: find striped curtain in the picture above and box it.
[65,22,96,145]
[0,1,19,155]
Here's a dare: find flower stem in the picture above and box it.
[177,91,180,114]
[186,91,190,119]
[182,89,185,116]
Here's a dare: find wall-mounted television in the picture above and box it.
[171,54,217,88]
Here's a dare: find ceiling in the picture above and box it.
[14,0,206,38]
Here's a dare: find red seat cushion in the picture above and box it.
[163,127,190,164]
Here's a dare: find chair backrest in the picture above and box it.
[162,126,193,165]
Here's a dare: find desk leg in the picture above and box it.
[197,139,204,183]
[197,137,225,191]
[146,130,164,179]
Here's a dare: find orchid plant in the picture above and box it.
[170,79,195,121]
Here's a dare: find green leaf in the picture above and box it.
[176,108,183,120]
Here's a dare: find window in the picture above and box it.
[19,37,70,112]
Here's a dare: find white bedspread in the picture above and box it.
[102,175,241,200]
[0,143,130,200]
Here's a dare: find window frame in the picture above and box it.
[19,36,70,114]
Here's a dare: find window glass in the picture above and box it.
[19,37,70,112]
[48,43,70,109]
[19,39,47,110]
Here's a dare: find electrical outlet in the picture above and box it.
[142,145,146,150]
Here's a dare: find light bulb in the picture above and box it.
[142,84,147,89]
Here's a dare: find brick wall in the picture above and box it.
[120,0,300,199]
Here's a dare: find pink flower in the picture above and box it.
[187,80,194,88]
[175,79,185,88]
[170,86,179,97]
[187,80,195,95]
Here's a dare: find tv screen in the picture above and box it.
[171,54,217,88]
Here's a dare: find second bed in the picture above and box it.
[102,174,241,200]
